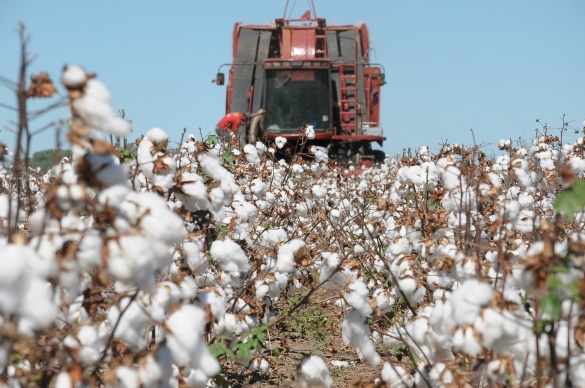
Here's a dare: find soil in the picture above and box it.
[216,288,388,387]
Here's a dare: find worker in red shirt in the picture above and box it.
[215,109,265,144]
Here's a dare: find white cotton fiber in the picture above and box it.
[209,238,250,273]
[62,65,88,87]
[276,239,306,273]
[297,355,332,388]
[165,305,220,377]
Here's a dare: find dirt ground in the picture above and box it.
[216,289,389,387]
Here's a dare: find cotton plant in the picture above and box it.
[5,61,585,387]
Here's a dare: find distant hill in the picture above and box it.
[28,149,72,173]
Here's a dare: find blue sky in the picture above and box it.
[1,0,584,157]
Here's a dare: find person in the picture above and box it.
[215,109,265,145]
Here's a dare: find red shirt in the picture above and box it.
[216,112,246,132]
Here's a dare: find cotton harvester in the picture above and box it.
[215,2,386,165]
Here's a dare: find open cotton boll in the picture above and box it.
[381,363,414,388]
[134,193,187,245]
[343,278,372,317]
[429,362,454,385]
[107,297,150,350]
[276,239,306,273]
[72,81,131,137]
[0,244,57,333]
[210,238,250,273]
[182,240,208,274]
[275,136,287,149]
[63,325,103,365]
[144,282,182,322]
[311,184,327,198]
[114,366,140,388]
[243,144,261,165]
[83,153,129,187]
[372,288,396,313]
[198,153,238,193]
[319,252,341,284]
[107,235,157,292]
[250,178,267,199]
[151,155,177,192]
[341,310,380,366]
[138,346,173,386]
[53,371,73,388]
[297,355,332,388]
[452,326,483,357]
[449,279,493,326]
[305,125,316,139]
[62,65,87,88]
[18,277,58,335]
[175,171,211,212]
[76,229,103,270]
[441,165,465,191]
[166,305,220,378]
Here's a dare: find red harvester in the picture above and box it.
[215,2,386,165]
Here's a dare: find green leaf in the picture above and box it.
[540,294,562,320]
[214,375,230,388]
[547,274,563,293]
[568,279,581,301]
[533,319,547,335]
[207,134,220,145]
[555,179,585,221]
[221,150,234,164]
[551,264,570,274]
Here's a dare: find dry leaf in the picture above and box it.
[91,139,119,155]
[28,72,58,98]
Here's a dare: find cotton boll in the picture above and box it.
[275,136,287,149]
[183,240,208,274]
[114,366,140,388]
[84,153,129,187]
[138,346,173,386]
[297,355,332,388]
[381,363,414,388]
[449,279,493,326]
[210,238,250,273]
[62,65,87,88]
[165,305,221,378]
[372,288,395,313]
[258,228,287,247]
[151,155,177,192]
[72,81,131,137]
[197,288,228,321]
[137,193,187,245]
[453,326,482,357]
[319,252,341,284]
[343,279,373,317]
[18,277,58,335]
[396,275,426,305]
[341,310,380,366]
[429,362,454,385]
[486,359,508,384]
[107,297,150,350]
[249,357,270,373]
[107,236,157,292]
[243,144,261,165]
[311,185,326,198]
[76,229,103,270]
[441,165,465,191]
[63,325,103,366]
[53,371,73,388]
[276,239,306,273]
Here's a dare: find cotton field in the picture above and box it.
[1,65,585,388]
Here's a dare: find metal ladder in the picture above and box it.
[339,63,358,135]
